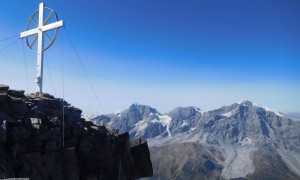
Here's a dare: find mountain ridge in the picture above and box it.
[92,100,300,179]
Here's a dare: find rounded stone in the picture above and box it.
[0,84,9,91]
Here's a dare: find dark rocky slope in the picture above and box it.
[0,84,153,179]
[246,148,299,180]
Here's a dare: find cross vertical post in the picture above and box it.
[36,2,44,96]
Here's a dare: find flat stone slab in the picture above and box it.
[0,84,9,91]
[8,89,25,98]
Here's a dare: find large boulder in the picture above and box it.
[0,84,9,91]
[8,89,25,98]
[130,138,153,178]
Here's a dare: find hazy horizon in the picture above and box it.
[1,0,300,114]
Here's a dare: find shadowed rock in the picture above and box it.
[0,84,153,179]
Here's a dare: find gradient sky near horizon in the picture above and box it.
[1,0,300,114]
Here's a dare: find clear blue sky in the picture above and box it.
[1,0,300,114]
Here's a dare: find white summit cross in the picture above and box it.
[20,2,64,96]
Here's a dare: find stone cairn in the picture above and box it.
[0,84,153,179]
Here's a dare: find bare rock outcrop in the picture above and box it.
[0,84,153,179]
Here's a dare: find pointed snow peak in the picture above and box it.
[233,100,261,110]
[235,101,285,118]
[239,100,254,106]
[129,103,159,114]
[235,101,256,106]
[217,101,258,118]
[172,106,202,112]
[169,106,203,117]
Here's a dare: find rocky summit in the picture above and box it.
[0,84,153,179]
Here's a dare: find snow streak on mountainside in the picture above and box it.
[92,101,300,179]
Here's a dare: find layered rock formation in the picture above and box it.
[0,84,153,179]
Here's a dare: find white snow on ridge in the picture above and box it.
[135,120,148,132]
[158,115,172,137]
[240,137,252,146]
[159,115,172,124]
[150,118,160,123]
[181,120,188,127]
[222,111,233,117]
[253,103,260,107]
[135,113,173,137]
[194,107,205,115]
[247,102,285,117]
[261,106,285,117]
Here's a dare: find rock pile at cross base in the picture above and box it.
[0,84,153,179]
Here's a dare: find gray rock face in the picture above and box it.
[111,104,166,139]
[168,106,203,134]
[201,101,300,146]
[112,104,160,133]
[132,122,167,139]
[108,104,206,139]
[0,85,153,179]
[188,101,300,179]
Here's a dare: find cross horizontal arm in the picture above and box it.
[20,28,39,38]
[20,20,64,38]
[41,20,64,32]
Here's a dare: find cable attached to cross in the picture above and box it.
[17,3,106,148]
[0,37,20,52]
[63,26,106,115]
[0,34,19,41]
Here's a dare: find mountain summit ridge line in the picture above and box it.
[92,100,300,179]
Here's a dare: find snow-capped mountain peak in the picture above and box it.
[219,101,286,119]
[91,101,300,179]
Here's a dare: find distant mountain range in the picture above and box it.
[91,101,300,179]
